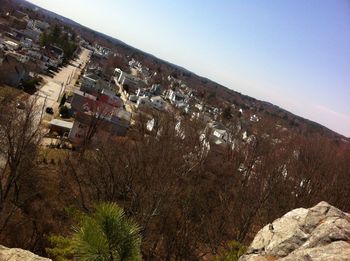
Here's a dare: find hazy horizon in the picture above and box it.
[27,0,350,137]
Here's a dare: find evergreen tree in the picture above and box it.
[47,203,142,261]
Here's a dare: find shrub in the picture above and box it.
[59,105,69,118]
[60,94,67,107]
[123,84,129,93]
[21,77,41,92]
[214,241,247,261]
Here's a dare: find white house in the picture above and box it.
[208,122,233,145]
[146,118,156,132]
[166,90,186,105]
[80,73,115,94]
[150,96,166,111]
[136,88,150,97]
[213,129,230,143]
[195,103,204,111]
[114,68,145,93]
[136,96,152,109]
[4,40,19,50]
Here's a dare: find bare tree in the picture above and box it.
[0,94,43,234]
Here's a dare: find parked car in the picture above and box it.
[45,107,54,114]
[16,102,25,110]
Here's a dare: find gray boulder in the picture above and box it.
[240,201,350,261]
[0,245,51,261]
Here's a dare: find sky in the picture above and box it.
[28,0,350,137]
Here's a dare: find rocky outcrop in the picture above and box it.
[0,245,51,261]
[240,201,350,261]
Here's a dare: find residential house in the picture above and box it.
[114,68,146,93]
[11,11,29,21]
[70,90,123,114]
[69,106,130,145]
[49,119,73,135]
[93,44,112,58]
[48,45,64,60]
[69,89,129,145]
[33,20,50,31]
[139,67,151,78]
[136,96,152,109]
[27,48,42,60]
[8,52,29,63]
[136,88,151,97]
[45,56,60,68]
[20,37,33,48]
[0,53,29,87]
[100,88,117,98]
[7,11,29,30]
[146,118,156,132]
[80,73,100,88]
[209,122,232,145]
[150,83,164,96]
[6,30,23,41]
[191,111,212,123]
[129,59,141,69]
[42,45,64,69]
[80,73,115,95]
[9,17,27,30]
[166,89,186,105]
[3,40,19,50]
[212,128,230,144]
[150,96,166,111]
[36,60,48,72]
[19,27,41,42]
[195,103,204,111]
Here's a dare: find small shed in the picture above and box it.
[49,119,73,134]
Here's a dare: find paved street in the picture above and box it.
[34,48,91,123]
[114,78,136,113]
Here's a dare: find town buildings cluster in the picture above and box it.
[0,9,264,154]
[0,10,76,87]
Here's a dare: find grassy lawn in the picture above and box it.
[38,147,69,165]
